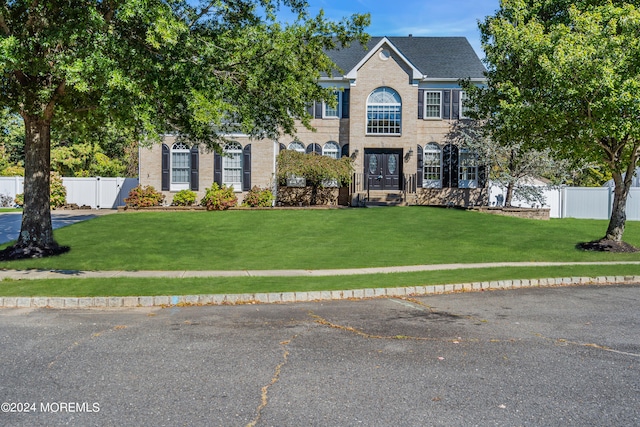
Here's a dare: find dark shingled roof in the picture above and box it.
[325,36,486,79]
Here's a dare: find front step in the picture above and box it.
[364,192,406,207]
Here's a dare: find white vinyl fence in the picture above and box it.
[490,183,640,220]
[0,176,139,209]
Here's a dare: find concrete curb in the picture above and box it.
[1,275,638,309]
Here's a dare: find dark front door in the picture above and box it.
[365,149,401,191]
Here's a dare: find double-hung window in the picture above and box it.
[171,142,190,191]
[366,87,402,135]
[323,91,340,118]
[223,142,243,190]
[423,143,442,188]
[424,91,442,119]
[460,91,471,119]
[458,149,478,188]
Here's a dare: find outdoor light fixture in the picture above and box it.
[351,149,360,160]
[404,148,414,161]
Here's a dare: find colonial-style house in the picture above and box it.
[139,36,487,206]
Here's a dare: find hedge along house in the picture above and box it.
[138,36,488,206]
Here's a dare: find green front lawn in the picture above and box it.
[1,207,640,271]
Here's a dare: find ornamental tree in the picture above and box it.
[470,0,640,249]
[0,0,369,259]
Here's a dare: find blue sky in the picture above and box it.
[290,0,500,58]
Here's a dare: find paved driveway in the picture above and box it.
[0,211,114,245]
[0,284,638,426]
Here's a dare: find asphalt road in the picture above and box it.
[0,211,111,245]
[0,285,638,427]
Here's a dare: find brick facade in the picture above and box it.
[139,36,486,207]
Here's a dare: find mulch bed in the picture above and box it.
[576,239,639,253]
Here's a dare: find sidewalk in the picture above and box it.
[1,261,640,280]
[1,262,639,309]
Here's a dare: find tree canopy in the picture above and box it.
[469,0,640,248]
[0,0,369,259]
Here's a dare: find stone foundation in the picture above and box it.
[470,206,551,220]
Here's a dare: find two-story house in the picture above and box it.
[139,36,487,206]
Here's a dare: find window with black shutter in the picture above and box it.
[214,152,222,186]
[442,90,451,120]
[242,144,251,191]
[190,145,199,191]
[442,144,459,188]
[416,144,423,188]
[341,89,350,118]
[161,144,170,191]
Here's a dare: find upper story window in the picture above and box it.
[366,87,402,135]
[288,141,305,153]
[323,141,340,159]
[323,91,340,118]
[223,142,243,190]
[171,142,190,190]
[424,91,442,119]
[460,91,471,119]
[423,143,442,188]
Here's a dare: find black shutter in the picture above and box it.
[242,144,251,191]
[214,152,222,186]
[306,143,321,154]
[442,144,459,188]
[416,144,423,188]
[443,90,451,120]
[315,101,323,119]
[306,103,314,117]
[418,89,424,120]
[161,143,170,191]
[341,89,350,118]
[189,145,199,191]
[452,90,460,120]
[478,164,487,188]
[279,143,286,152]
[341,143,349,158]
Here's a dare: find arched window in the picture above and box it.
[171,142,190,190]
[423,143,442,188]
[367,87,402,135]
[323,141,340,159]
[288,141,305,153]
[223,142,243,190]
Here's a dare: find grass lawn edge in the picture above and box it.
[1,264,639,299]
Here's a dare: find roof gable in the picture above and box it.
[344,37,424,81]
[325,36,486,81]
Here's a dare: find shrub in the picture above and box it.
[125,185,165,208]
[243,186,274,207]
[171,189,197,206]
[0,193,13,207]
[14,172,67,208]
[50,172,66,208]
[200,183,237,211]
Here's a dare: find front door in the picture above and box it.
[365,149,401,191]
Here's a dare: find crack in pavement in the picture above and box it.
[47,324,128,370]
[245,334,298,427]
[534,333,640,358]
[308,311,462,342]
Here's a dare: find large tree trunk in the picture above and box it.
[504,182,515,207]
[605,171,632,242]
[0,116,68,259]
